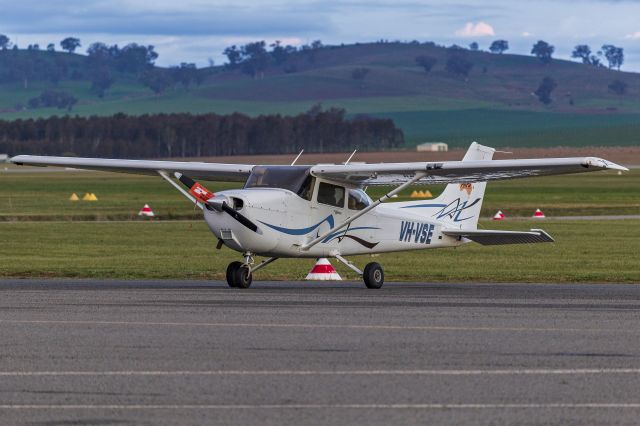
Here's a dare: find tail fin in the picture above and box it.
[401,142,494,230]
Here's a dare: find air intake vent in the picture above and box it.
[220,229,234,240]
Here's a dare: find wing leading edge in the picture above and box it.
[10,155,254,182]
[310,156,628,186]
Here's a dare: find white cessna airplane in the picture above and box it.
[11,142,627,289]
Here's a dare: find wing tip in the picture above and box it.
[583,157,628,172]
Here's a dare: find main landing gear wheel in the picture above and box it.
[226,261,243,288]
[363,262,384,289]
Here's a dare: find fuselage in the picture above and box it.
[204,186,465,258]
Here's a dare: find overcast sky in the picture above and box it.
[2,0,640,71]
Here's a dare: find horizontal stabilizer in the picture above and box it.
[442,228,554,245]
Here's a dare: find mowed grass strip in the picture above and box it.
[1,169,637,220]
[0,220,638,282]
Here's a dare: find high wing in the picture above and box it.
[10,155,253,182]
[310,157,628,186]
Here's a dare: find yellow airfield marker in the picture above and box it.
[69,193,79,201]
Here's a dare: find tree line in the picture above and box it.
[0,107,404,158]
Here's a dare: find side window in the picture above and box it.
[347,189,371,211]
[317,182,345,208]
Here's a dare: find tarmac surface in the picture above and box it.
[1,279,640,425]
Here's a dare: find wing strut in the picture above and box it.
[157,170,203,210]
[300,172,427,251]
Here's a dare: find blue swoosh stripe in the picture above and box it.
[321,226,381,243]
[400,204,448,209]
[259,214,335,235]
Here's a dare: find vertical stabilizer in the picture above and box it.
[400,142,494,230]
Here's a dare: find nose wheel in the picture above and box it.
[225,255,278,289]
[226,261,253,288]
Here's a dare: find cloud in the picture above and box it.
[455,22,495,38]
[0,1,332,36]
[625,31,640,39]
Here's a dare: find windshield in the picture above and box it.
[244,166,311,195]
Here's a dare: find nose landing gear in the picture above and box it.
[225,254,278,289]
[226,261,252,288]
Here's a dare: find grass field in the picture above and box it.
[376,109,640,147]
[1,167,637,282]
[1,219,638,282]
[1,169,637,221]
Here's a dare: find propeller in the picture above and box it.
[174,172,258,233]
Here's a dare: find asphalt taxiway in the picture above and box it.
[0,279,639,425]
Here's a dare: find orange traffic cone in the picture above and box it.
[138,204,155,217]
[532,208,546,219]
[305,258,342,281]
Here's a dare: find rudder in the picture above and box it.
[400,142,495,230]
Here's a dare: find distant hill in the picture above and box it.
[1,42,639,148]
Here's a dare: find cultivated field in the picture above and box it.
[2,43,640,147]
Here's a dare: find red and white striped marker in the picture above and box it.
[138,204,155,217]
[532,208,546,219]
[305,258,342,281]
[492,210,505,220]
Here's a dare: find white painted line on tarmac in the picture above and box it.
[0,318,635,333]
[1,403,640,410]
[1,368,640,376]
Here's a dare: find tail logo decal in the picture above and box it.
[401,197,482,222]
[459,183,473,195]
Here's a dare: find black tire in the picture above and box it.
[226,261,243,288]
[233,265,253,289]
[363,262,384,289]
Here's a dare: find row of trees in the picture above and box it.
[223,40,324,78]
[0,35,81,53]
[0,108,404,158]
[533,76,628,105]
[481,39,625,69]
[571,44,624,70]
[0,34,205,100]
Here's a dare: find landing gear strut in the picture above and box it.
[334,254,385,289]
[225,254,278,289]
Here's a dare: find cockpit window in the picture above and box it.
[317,182,345,208]
[347,189,372,210]
[244,166,311,196]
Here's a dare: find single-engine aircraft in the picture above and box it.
[11,142,627,289]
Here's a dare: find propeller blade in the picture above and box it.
[174,172,259,233]
[174,172,215,204]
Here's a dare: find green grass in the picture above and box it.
[1,167,637,282]
[1,169,638,221]
[0,219,638,282]
[374,109,640,147]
